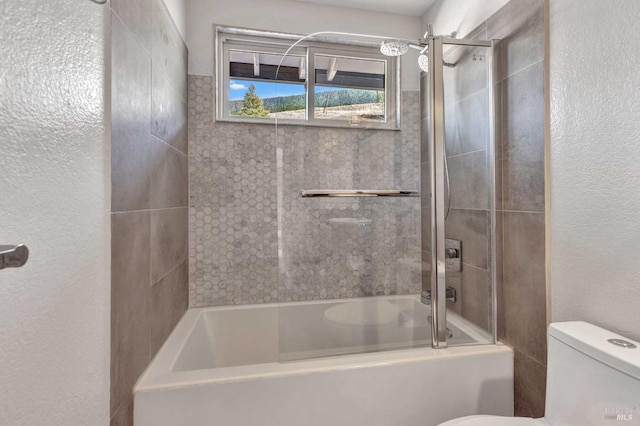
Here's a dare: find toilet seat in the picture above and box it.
[438,415,549,426]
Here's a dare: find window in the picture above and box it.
[216,26,399,129]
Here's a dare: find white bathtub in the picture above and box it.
[135,295,513,426]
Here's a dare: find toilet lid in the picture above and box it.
[438,415,548,426]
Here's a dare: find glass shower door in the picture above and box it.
[423,30,497,348]
[273,33,426,362]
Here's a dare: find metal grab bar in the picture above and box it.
[301,189,419,198]
[0,245,29,270]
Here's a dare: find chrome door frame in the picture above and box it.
[426,35,497,348]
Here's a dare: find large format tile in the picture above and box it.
[150,207,188,283]
[444,26,489,103]
[502,211,547,362]
[448,46,488,103]
[150,260,188,356]
[487,0,544,80]
[152,62,188,153]
[457,89,489,154]
[445,208,489,270]
[514,350,547,418]
[446,264,491,331]
[112,133,154,213]
[111,12,152,212]
[112,0,152,53]
[149,135,188,208]
[111,211,150,415]
[151,0,188,101]
[448,150,489,210]
[444,103,458,154]
[446,89,489,157]
[501,61,545,212]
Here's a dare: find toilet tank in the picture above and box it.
[546,322,640,425]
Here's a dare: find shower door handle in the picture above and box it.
[0,245,29,270]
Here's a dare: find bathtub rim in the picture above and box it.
[135,295,509,394]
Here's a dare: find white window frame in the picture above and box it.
[215,26,400,130]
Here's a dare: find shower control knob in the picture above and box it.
[445,248,460,259]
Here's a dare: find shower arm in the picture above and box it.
[423,24,458,41]
[408,28,459,68]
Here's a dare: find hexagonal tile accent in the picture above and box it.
[189,74,421,307]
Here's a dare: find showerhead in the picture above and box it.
[380,40,409,57]
[379,37,454,72]
[418,54,429,72]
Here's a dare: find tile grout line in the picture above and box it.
[448,207,491,212]
[111,7,152,60]
[110,397,126,421]
[155,0,188,49]
[114,4,188,106]
[499,209,545,214]
[514,346,548,367]
[152,255,189,287]
[447,86,490,110]
[151,56,188,105]
[150,132,188,157]
[448,207,490,211]
[447,148,487,160]
[496,58,545,84]
[460,262,490,273]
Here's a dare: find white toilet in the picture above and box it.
[440,321,640,425]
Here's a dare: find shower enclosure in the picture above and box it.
[134,25,510,426]
[193,24,498,357]
[269,25,498,353]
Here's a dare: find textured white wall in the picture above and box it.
[0,0,110,425]
[164,0,187,41]
[422,0,509,37]
[550,0,640,341]
[187,0,423,90]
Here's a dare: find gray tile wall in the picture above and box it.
[110,1,188,424]
[189,75,421,307]
[489,0,547,418]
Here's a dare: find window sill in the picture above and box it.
[215,116,401,131]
